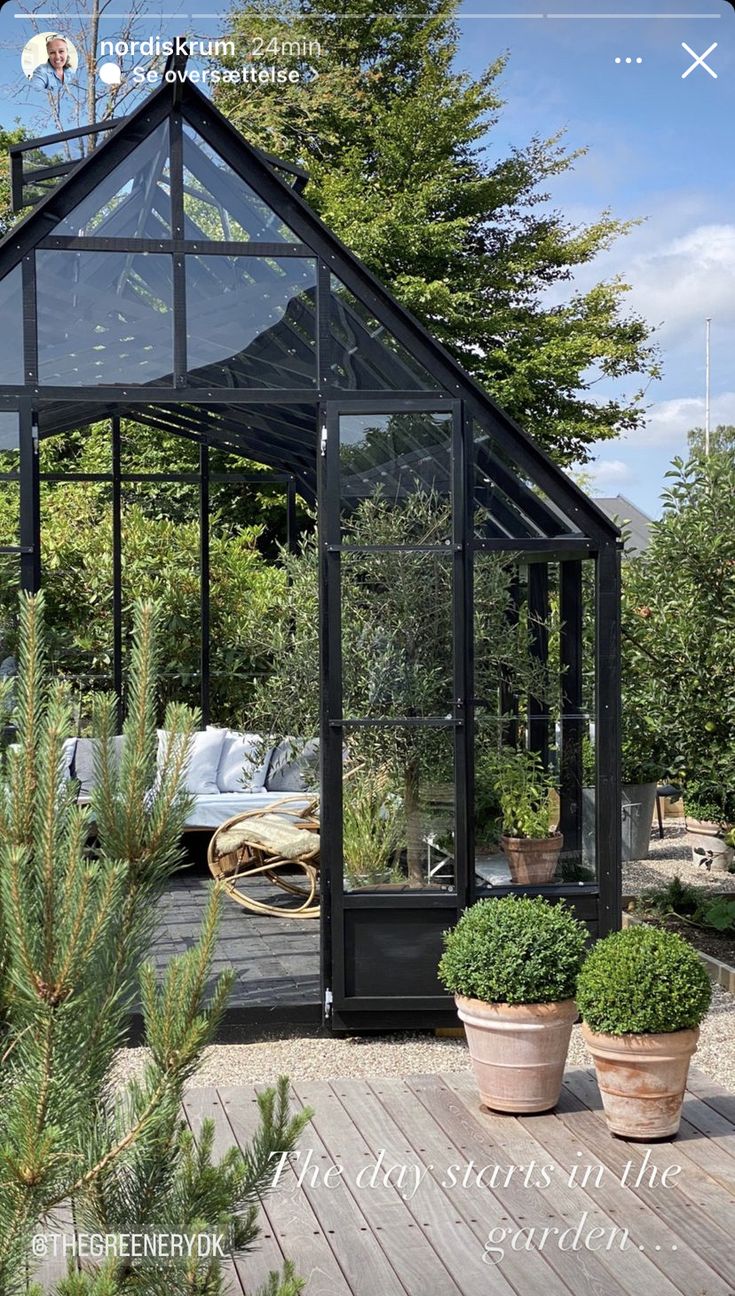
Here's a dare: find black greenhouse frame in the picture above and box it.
[0,72,622,1032]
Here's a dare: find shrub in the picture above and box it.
[576,925,712,1036]
[438,895,588,1005]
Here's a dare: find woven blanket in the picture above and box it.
[216,816,319,862]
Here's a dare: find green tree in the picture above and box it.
[687,424,735,457]
[216,0,659,466]
[621,450,735,820]
[249,483,546,883]
[0,424,292,725]
[0,594,309,1293]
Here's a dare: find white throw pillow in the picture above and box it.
[157,728,226,795]
[206,726,273,792]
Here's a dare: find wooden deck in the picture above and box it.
[181,1067,735,1296]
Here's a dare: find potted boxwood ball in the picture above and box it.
[576,925,712,1139]
[438,896,587,1113]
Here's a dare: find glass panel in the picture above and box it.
[37,251,173,386]
[330,277,444,392]
[339,410,452,543]
[183,126,299,244]
[0,269,24,384]
[121,480,200,711]
[0,485,19,546]
[186,256,316,389]
[39,481,113,692]
[55,123,170,238]
[474,420,583,539]
[0,413,19,471]
[39,423,112,474]
[342,726,455,893]
[341,552,452,719]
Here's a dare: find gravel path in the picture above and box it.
[624,822,735,895]
[113,985,735,1093]
[113,820,735,1097]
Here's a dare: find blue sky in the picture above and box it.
[1,0,733,517]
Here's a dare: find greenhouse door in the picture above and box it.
[318,399,471,1032]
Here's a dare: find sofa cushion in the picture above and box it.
[157,727,226,795]
[214,730,272,793]
[72,735,125,798]
[265,737,320,793]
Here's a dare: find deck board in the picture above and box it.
[178,1067,735,1296]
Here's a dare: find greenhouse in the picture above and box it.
[0,72,621,1032]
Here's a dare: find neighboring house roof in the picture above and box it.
[593,496,652,554]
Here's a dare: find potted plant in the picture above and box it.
[576,925,712,1139]
[493,746,562,884]
[342,766,405,890]
[438,896,587,1112]
[683,781,734,873]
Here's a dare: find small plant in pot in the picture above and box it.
[576,925,712,1139]
[438,896,587,1113]
[493,746,562,884]
[342,766,405,890]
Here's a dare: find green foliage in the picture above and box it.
[639,875,700,918]
[687,424,735,457]
[0,595,309,1294]
[639,876,735,934]
[215,0,659,467]
[0,428,288,724]
[250,488,544,882]
[438,895,587,1004]
[698,897,735,933]
[491,746,557,839]
[576,925,712,1036]
[342,766,404,888]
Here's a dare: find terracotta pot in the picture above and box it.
[455,996,578,1113]
[501,832,563,885]
[582,1022,700,1139]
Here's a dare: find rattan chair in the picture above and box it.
[207,795,320,918]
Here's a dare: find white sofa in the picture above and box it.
[65,729,317,829]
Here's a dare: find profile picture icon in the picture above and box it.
[22,32,79,93]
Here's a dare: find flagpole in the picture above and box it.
[705,317,711,456]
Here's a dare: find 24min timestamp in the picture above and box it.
[250,36,322,58]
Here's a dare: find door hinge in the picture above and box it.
[320,424,328,457]
[324,987,333,1019]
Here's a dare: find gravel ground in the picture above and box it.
[623,822,735,895]
[113,986,735,1093]
[113,820,735,1096]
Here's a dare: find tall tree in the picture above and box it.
[687,424,735,456]
[0,595,308,1294]
[216,0,660,466]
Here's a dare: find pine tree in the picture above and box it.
[216,0,660,466]
[0,594,309,1296]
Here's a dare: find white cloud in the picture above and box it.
[624,224,735,344]
[636,391,735,447]
[586,458,634,489]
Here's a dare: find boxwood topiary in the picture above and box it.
[438,895,588,1005]
[576,925,712,1036]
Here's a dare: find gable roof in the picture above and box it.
[594,495,652,554]
[0,77,619,544]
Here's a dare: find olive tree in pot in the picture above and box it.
[438,896,587,1112]
[493,746,562,884]
[576,925,712,1139]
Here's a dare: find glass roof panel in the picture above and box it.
[186,255,316,389]
[473,420,582,538]
[55,122,170,238]
[183,126,299,244]
[330,276,445,392]
[37,250,173,386]
[0,268,24,384]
